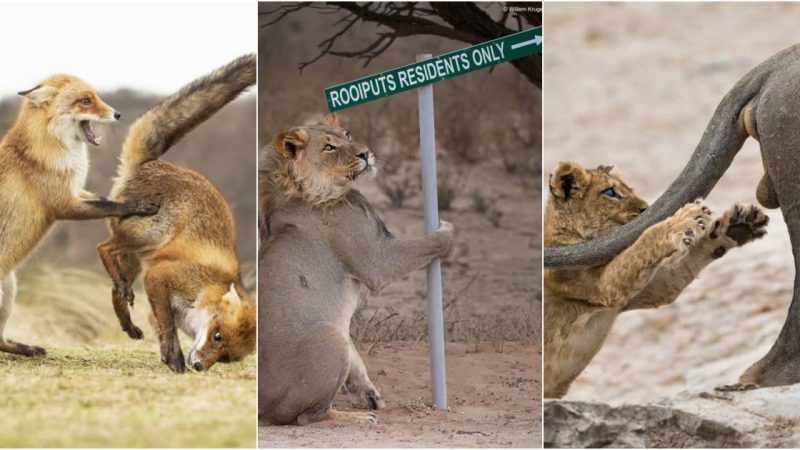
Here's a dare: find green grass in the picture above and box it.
[0,268,256,448]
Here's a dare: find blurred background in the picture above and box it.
[259,3,541,446]
[0,3,256,447]
[543,2,800,404]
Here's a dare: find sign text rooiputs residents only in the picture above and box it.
[324,27,542,112]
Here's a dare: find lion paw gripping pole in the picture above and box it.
[416,53,447,411]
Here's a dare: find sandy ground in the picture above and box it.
[259,342,539,448]
[543,3,800,404]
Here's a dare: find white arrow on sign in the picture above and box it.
[511,34,543,50]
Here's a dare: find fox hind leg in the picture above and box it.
[97,238,143,339]
[0,272,46,357]
[115,252,144,339]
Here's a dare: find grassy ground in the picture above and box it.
[0,268,256,448]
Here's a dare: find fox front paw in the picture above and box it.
[161,348,187,373]
[709,204,768,257]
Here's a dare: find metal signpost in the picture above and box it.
[325,27,542,411]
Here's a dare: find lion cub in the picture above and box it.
[544,162,768,398]
[258,115,454,425]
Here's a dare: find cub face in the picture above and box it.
[272,114,376,202]
[547,162,649,242]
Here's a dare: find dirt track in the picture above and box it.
[259,342,538,448]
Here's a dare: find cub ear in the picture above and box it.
[549,162,591,200]
[272,128,310,159]
[321,113,339,127]
[18,85,58,107]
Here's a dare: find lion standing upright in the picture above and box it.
[543,162,768,398]
[258,115,454,425]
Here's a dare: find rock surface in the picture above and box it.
[544,385,800,448]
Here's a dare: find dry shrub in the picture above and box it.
[350,276,539,354]
[350,296,428,355]
[471,189,504,227]
[377,172,418,208]
[436,97,486,164]
[437,168,467,211]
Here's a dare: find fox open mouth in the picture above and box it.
[80,120,101,146]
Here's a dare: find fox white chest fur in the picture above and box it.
[53,123,90,196]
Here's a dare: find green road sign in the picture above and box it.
[325,27,542,112]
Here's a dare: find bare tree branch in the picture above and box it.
[261,2,542,88]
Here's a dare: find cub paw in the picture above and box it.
[667,200,712,251]
[710,204,768,251]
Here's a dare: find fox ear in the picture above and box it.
[549,162,591,200]
[223,283,241,310]
[322,113,339,127]
[18,85,57,106]
[273,128,310,160]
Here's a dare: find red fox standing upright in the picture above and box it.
[0,75,159,357]
[96,54,257,373]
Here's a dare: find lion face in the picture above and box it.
[546,162,649,243]
[272,114,376,203]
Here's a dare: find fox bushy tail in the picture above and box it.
[115,53,256,186]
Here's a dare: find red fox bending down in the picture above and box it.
[0,74,159,357]
[96,54,257,372]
